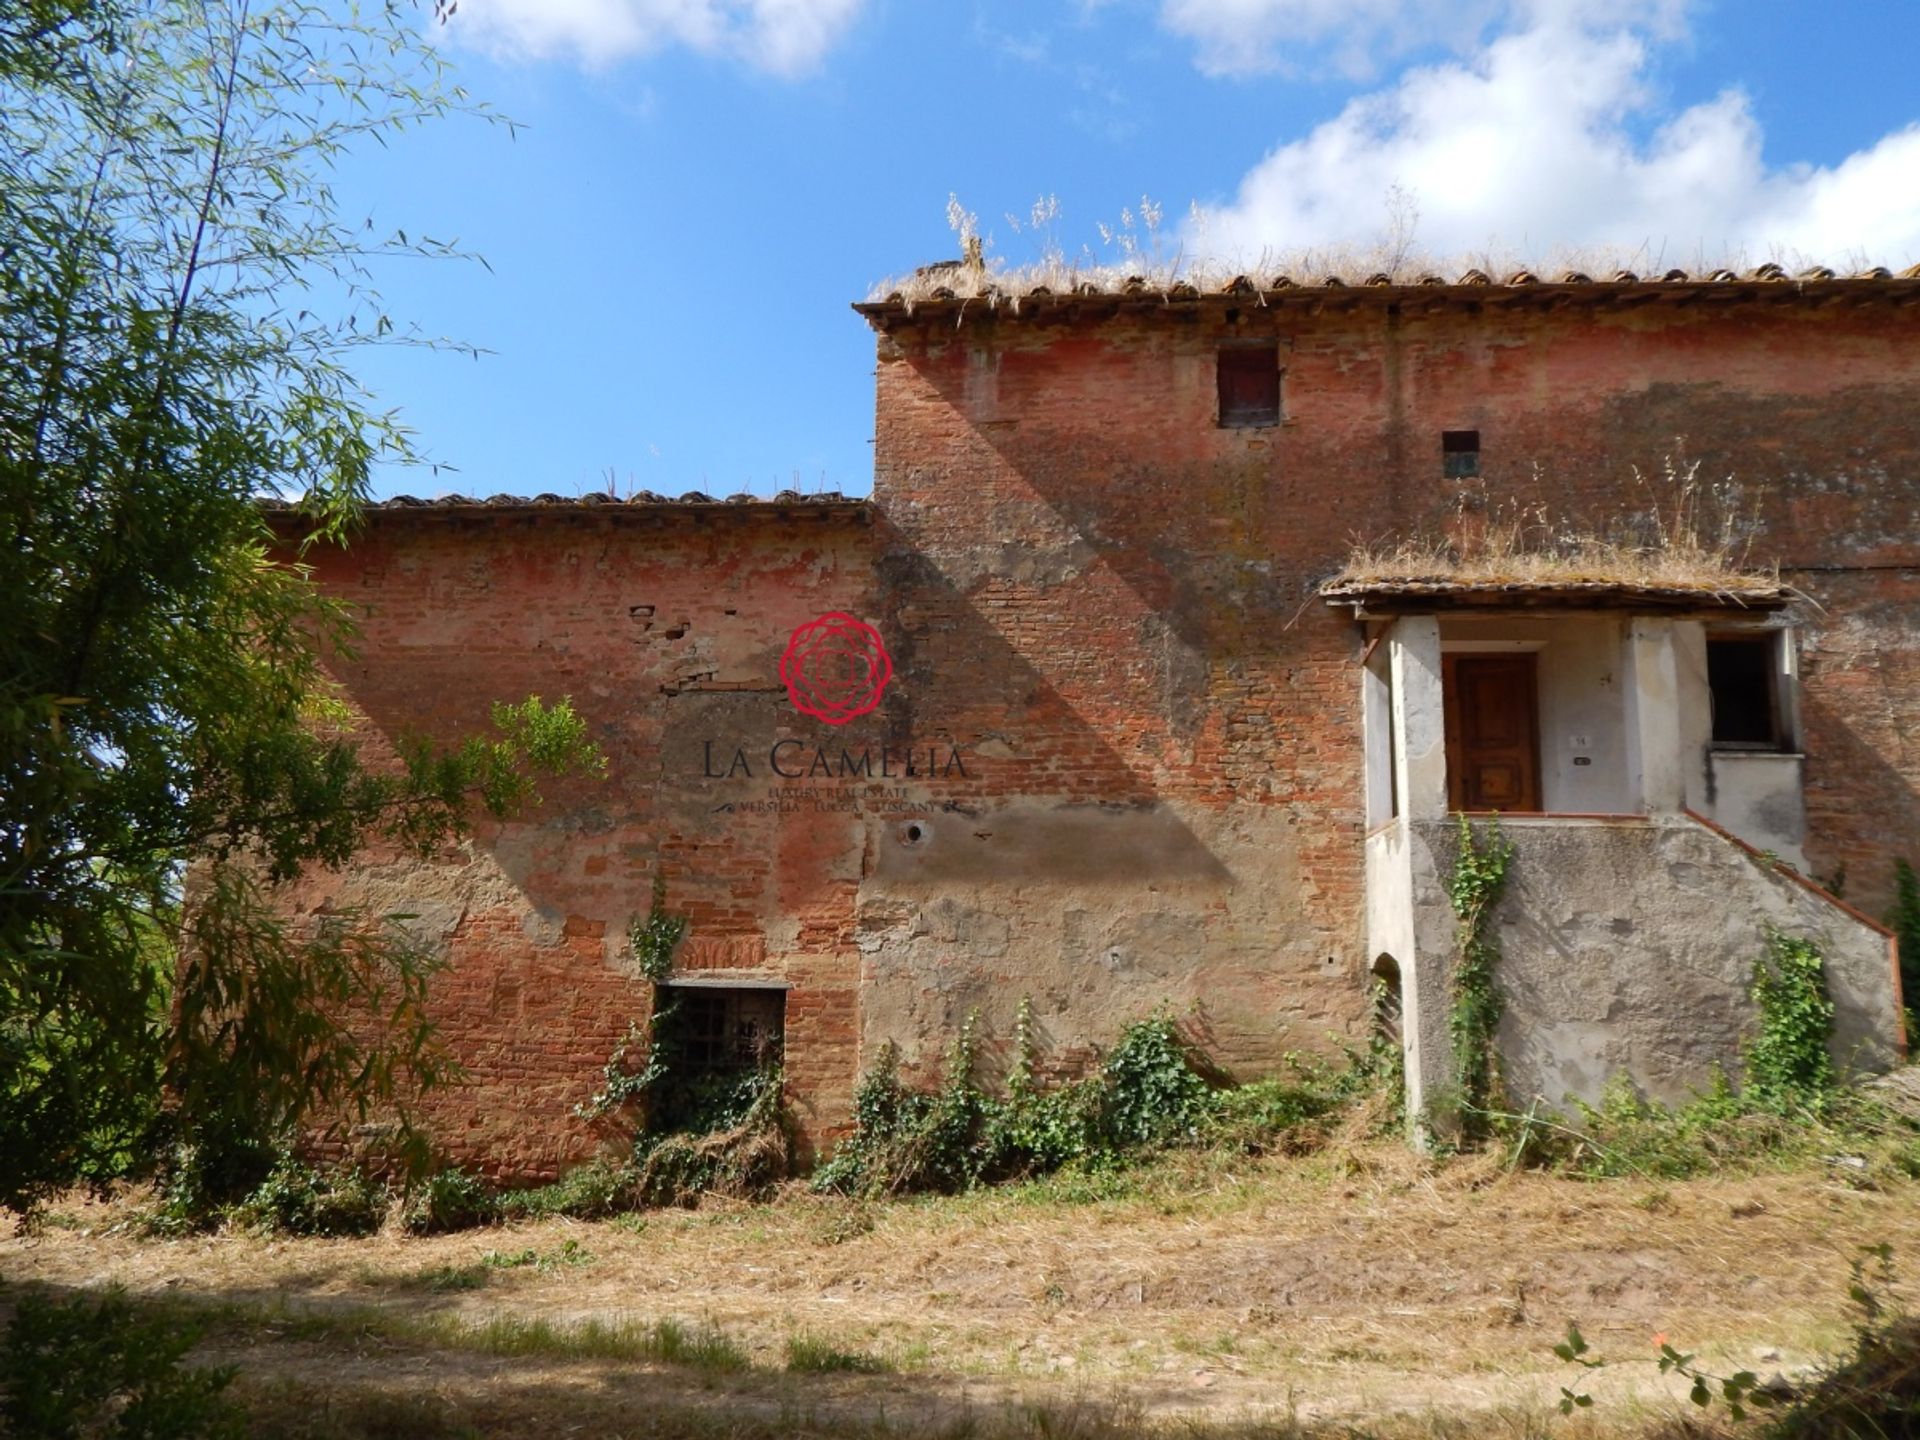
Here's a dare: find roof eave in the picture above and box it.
[853,274,1920,329]
[1319,583,1794,617]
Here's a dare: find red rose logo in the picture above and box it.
[780,613,894,725]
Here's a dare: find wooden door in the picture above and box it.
[1444,654,1541,812]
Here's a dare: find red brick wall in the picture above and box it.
[869,293,1920,939]
[288,510,876,1180]
[293,290,1920,1180]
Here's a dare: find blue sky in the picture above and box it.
[338,0,1920,502]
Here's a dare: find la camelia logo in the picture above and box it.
[780,612,894,725]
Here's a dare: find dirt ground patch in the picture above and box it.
[4,1145,1915,1437]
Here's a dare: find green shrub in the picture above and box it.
[234,1158,384,1237]
[1747,928,1836,1114]
[402,1167,497,1235]
[145,1115,281,1231]
[494,1158,635,1221]
[1447,814,1515,1135]
[814,1008,1376,1199]
[811,1040,969,1198]
[987,1073,1108,1176]
[0,1288,245,1439]
[1892,859,1920,1018]
[1099,1014,1221,1148]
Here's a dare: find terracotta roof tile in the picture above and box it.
[259,490,868,520]
[857,261,1920,324]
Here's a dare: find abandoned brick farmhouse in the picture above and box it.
[278,264,1919,1178]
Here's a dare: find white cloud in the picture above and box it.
[444,0,866,75]
[1188,4,1920,267]
[1160,0,1681,78]
[1160,0,1497,78]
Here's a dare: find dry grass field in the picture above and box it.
[5,1140,1918,1438]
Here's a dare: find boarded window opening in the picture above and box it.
[1217,345,1281,428]
[1706,634,1782,748]
[1442,430,1480,477]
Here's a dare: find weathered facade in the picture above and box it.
[283,268,1919,1179]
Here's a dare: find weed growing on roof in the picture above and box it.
[1330,455,1782,601]
[878,191,1830,308]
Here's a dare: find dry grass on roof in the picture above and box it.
[869,236,1902,308]
[1324,458,1795,606]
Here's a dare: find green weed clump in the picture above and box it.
[494,1158,635,1221]
[402,1166,497,1235]
[490,1069,791,1221]
[1447,814,1515,1138]
[814,1006,1388,1200]
[784,1332,894,1374]
[570,883,794,1209]
[232,1157,384,1237]
[1746,928,1837,1114]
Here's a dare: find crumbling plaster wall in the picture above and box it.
[1401,816,1900,1113]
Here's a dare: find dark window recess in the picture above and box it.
[1706,636,1780,747]
[1370,955,1403,1048]
[1442,430,1480,477]
[669,986,785,1071]
[1217,346,1281,427]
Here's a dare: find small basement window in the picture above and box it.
[668,984,785,1070]
[1217,345,1281,428]
[1442,430,1480,477]
[1706,633,1785,748]
[647,983,786,1133]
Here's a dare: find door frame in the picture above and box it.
[1442,650,1543,812]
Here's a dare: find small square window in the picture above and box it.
[1217,345,1280,428]
[662,985,785,1070]
[1706,634,1782,748]
[1442,430,1480,478]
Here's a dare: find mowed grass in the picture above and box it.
[115,1291,752,1373]
[9,1139,1920,1437]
